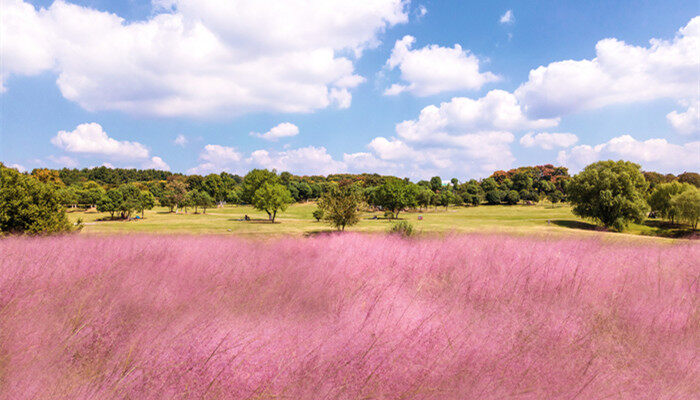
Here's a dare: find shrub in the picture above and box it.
[388,220,415,237]
[505,190,520,205]
[485,189,504,205]
[312,209,324,222]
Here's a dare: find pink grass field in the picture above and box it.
[0,234,698,399]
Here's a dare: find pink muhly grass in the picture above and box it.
[0,234,698,399]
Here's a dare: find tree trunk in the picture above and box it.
[271,210,277,223]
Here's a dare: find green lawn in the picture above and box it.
[66,202,690,241]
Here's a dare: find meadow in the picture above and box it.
[1,234,697,399]
[66,202,685,239]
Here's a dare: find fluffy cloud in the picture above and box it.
[499,10,514,25]
[247,146,346,175]
[1,0,407,116]
[174,134,188,147]
[47,155,78,167]
[520,132,578,150]
[250,122,299,141]
[51,123,149,159]
[515,17,700,118]
[351,90,561,177]
[7,163,27,172]
[143,156,170,171]
[395,90,558,142]
[49,122,170,169]
[188,145,344,176]
[667,99,699,135]
[0,0,55,91]
[384,35,499,96]
[557,135,700,172]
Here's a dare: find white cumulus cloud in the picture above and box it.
[520,132,578,150]
[384,35,499,96]
[1,0,408,117]
[250,122,299,141]
[51,123,150,159]
[515,16,700,119]
[143,156,170,171]
[557,135,700,172]
[667,99,699,135]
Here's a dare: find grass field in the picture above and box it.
[66,202,691,240]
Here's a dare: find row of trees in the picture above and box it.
[3,161,699,234]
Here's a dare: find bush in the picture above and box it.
[388,220,415,237]
[505,190,520,205]
[312,209,324,222]
[485,190,503,205]
[384,210,395,219]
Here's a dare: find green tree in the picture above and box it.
[203,174,225,205]
[415,186,434,211]
[677,172,700,188]
[504,190,520,205]
[118,183,141,219]
[567,160,649,231]
[241,169,279,204]
[138,191,156,217]
[318,183,361,230]
[373,178,417,218]
[429,176,442,192]
[0,166,72,234]
[485,189,503,205]
[648,181,694,223]
[312,208,324,221]
[97,189,123,218]
[252,182,293,222]
[669,188,700,229]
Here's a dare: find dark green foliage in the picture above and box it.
[312,209,324,221]
[505,190,520,205]
[567,160,649,231]
[429,176,442,192]
[0,166,72,234]
[485,190,503,205]
[371,178,417,218]
[677,172,700,188]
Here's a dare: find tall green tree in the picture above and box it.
[318,183,361,230]
[241,169,279,204]
[138,191,156,217]
[567,160,649,231]
[648,181,694,223]
[252,182,293,222]
[669,188,700,229]
[372,178,417,218]
[429,176,442,192]
[0,166,72,234]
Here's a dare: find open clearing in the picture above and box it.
[67,202,683,240]
[1,234,697,399]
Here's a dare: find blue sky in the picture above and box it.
[1,0,698,179]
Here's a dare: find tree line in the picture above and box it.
[1,161,698,234]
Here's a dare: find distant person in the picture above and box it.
[244,215,250,221]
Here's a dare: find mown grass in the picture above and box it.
[66,202,691,240]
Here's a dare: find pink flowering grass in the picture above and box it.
[0,233,698,399]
